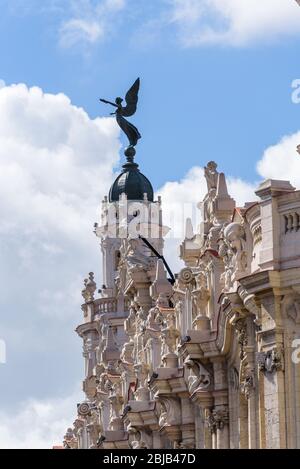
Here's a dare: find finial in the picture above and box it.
[124,145,136,164]
[81,272,97,303]
[216,172,229,197]
[185,218,194,240]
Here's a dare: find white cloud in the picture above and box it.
[257,130,300,187]
[60,19,104,46]
[227,177,258,206]
[0,80,120,443]
[0,386,83,449]
[167,0,300,47]
[59,0,126,48]
[0,82,120,241]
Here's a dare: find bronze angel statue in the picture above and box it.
[100,78,141,155]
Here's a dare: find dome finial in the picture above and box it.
[124,145,136,164]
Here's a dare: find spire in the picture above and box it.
[150,259,173,306]
[216,172,229,198]
[185,218,195,240]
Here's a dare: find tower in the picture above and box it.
[95,152,168,306]
[69,143,173,449]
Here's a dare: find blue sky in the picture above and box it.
[1,0,300,188]
[1,0,300,448]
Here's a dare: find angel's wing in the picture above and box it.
[121,78,140,117]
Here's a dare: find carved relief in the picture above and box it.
[126,238,153,272]
[96,314,109,363]
[218,231,234,292]
[124,303,137,340]
[63,428,78,449]
[282,293,300,324]
[77,402,92,418]
[192,271,210,319]
[157,397,181,428]
[161,312,180,366]
[178,268,194,286]
[185,359,212,394]
[234,319,248,360]
[224,223,247,277]
[240,366,255,400]
[257,347,284,373]
[128,428,148,449]
[134,362,149,401]
[146,305,161,329]
[205,408,229,434]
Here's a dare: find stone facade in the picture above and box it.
[64,161,300,449]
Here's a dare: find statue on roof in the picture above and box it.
[204,161,218,193]
[100,78,141,160]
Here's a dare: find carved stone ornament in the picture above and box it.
[126,238,153,273]
[157,397,181,428]
[128,428,148,449]
[185,359,212,394]
[205,408,229,434]
[192,271,210,318]
[204,161,218,193]
[224,223,247,275]
[257,347,284,373]
[282,293,300,324]
[178,268,194,285]
[81,272,97,303]
[218,234,234,292]
[63,427,78,450]
[240,368,255,399]
[235,319,248,360]
[77,402,92,417]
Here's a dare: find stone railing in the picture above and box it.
[94,298,118,314]
[94,297,130,315]
[284,212,300,234]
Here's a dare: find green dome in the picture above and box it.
[109,162,154,202]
